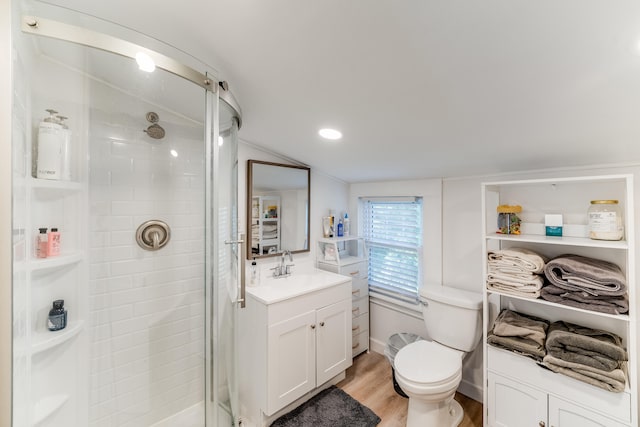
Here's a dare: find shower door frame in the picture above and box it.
[13,11,243,427]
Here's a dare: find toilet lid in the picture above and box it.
[394,340,462,385]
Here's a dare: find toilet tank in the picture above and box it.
[421,286,483,352]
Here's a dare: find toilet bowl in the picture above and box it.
[393,286,482,427]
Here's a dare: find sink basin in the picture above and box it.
[246,269,350,304]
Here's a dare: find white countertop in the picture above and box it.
[246,268,350,305]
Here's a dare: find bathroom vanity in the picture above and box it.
[237,269,352,426]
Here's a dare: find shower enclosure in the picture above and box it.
[10,2,242,426]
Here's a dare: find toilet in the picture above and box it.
[393,286,483,427]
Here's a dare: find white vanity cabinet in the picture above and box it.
[316,236,370,357]
[481,175,637,427]
[238,273,352,425]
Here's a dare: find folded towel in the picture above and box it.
[543,255,626,297]
[486,282,542,299]
[540,284,629,315]
[487,310,549,360]
[543,355,626,393]
[546,321,627,371]
[488,248,547,274]
[492,309,549,347]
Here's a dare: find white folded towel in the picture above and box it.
[488,247,547,274]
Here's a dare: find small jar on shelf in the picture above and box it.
[588,200,623,241]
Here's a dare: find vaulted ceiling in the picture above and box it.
[42,0,640,182]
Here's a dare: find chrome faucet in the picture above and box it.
[272,250,294,278]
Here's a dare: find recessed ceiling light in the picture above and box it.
[135,52,156,72]
[318,128,342,140]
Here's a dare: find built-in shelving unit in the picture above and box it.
[251,195,281,255]
[482,174,637,427]
[316,236,370,357]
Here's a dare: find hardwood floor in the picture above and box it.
[337,351,483,427]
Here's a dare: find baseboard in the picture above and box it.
[457,377,483,403]
[369,337,385,356]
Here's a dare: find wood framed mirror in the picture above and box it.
[247,160,310,259]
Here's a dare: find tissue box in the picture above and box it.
[545,214,563,237]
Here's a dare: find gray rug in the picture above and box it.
[270,386,381,427]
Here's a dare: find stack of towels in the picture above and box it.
[487,248,548,298]
[541,254,628,315]
[487,309,549,361]
[543,321,628,393]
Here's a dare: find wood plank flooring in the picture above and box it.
[337,351,483,427]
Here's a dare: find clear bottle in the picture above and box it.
[36,228,48,258]
[588,200,623,241]
[48,300,67,331]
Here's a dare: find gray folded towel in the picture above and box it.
[487,309,549,360]
[541,284,629,315]
[543,254,626,297]
[546,321,627,372]
[543,355,626,393]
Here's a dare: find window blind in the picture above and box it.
[361,197,423,303]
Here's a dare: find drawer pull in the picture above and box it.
[352,289,360,296]
[319,321,325,327]
[310,324,316,329]
[352,342,359,349]
[352,325,360,332]
[349,270,360,276]
[352,307,360,314]
[538,422,545,427]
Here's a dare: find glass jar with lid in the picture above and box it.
[588,200,624,241]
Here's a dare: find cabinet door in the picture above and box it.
[488,372,547,427]
[267,310,316,415]
[316,298,352,385]
[549,396,628,427]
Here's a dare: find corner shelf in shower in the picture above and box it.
[31,320,84,355]
[30,252,83,273]
[32,393,70,426]
[29,177,83,195]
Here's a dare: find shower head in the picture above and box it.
[144,123,165,139]
[144,112,165,139]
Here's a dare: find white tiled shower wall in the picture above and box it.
[87,85,206,426]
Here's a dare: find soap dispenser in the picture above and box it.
[249,260,259,286]
[36,109,64,180]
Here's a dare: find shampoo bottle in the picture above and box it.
[48,299,67,331]
[36,109,63,180]
[47,228,61,257]
[337,218,344,237]
[36,228,48,259]
[343,213,350,237]
[56,115,73,181]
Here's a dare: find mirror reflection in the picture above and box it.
[247,160,310,259]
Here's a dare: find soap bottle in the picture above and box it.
[343,213,350,237]
[56,115,73,181]
[36,109,63,180]
[249,260,259,286]
[47,300,67,331]
[36,228,48,258]
[47,227,61,257]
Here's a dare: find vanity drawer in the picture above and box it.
[341,261,367,279]
[351,296,369,318]
[352,329,369,357]
[352,312,369,338]
[351,278,368,300]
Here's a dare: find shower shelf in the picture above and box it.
[30,177,83,194]
[30,253,83,273]
[32,393,70,426]
[31,320,84,355]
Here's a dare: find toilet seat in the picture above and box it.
[394,340,462,393]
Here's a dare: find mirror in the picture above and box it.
[247,160,310,259]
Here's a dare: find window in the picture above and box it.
[361,197,422,303]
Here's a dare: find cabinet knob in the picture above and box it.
[310,324,316,329]
[319,321,325,327]
[539,422,545,427]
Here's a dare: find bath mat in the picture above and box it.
[270,386,381,427]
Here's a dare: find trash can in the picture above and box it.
[384,333,424,398]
